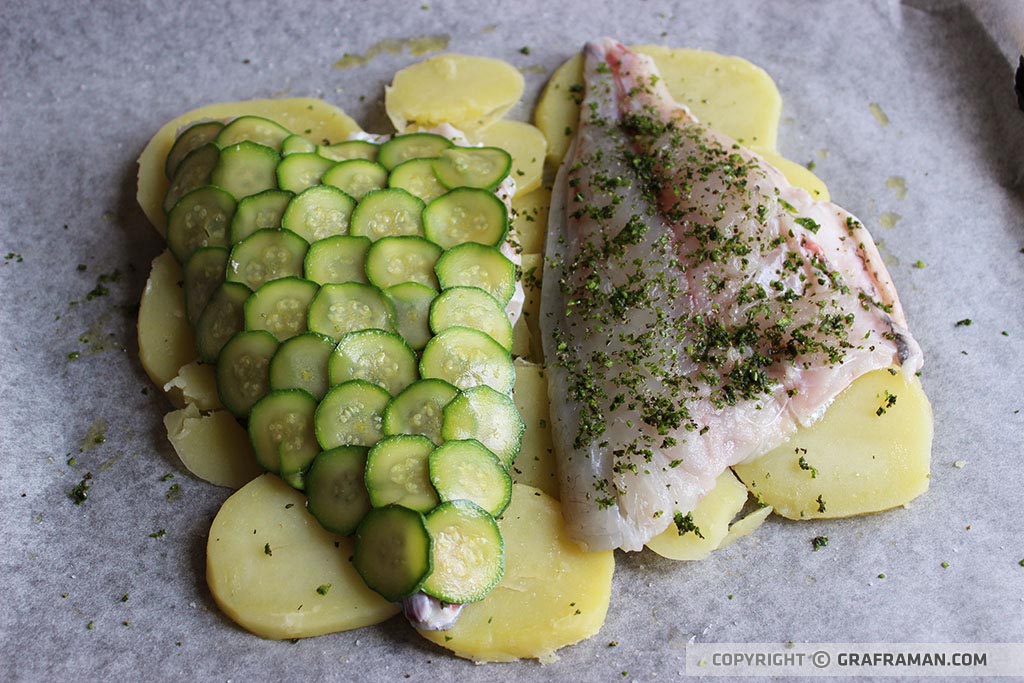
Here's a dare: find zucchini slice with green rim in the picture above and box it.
[423,187,508,249]
[353,505,432,602]
[225,228,308,290]
[243,277,319,341]
[307,281,396,341]
[428,439,512,517]
[420,326,515,394]
[318,140,379,162]
[315,379,391,449]
[305,446,372,536]
[383,282,437,351]
[441,385,524,468]
[382,378,458,445]
[432,146,512,191]
[229,189,293,244]
[248,388,319,475]
[268,332,335,401]
[211,141,280,200]
[195,281,251,363]
[281,185,356,244]
[304,234,371,285]
[166,186,236,264]
[388,158,447,203]
[365,236,442,290]
[421,500,504,604]
[215,115,291,152]
[163,143,219,213]
[434,242,516,305]
[350,188,425,241]
[166,121,224,179]
[183,246,229,325]
[276,152,334,195]
[364,434,439,512]
[216,330,279,418]
[429,286,513,351]
[281,134,317,156]
[329,329,418,395]
[378,133,453,170]
[322,159,389,200]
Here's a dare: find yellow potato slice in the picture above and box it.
[511,187,550,255]
[468,120,547,194]
[718,505,773,549]
[207,474,399,639]
[733,369,933,520]
[138,250,197,390]
[756,148,830,201]
[163,360,221,410]
[163,404,262,489]
[511,360,559,499]
[138,98,361,235]
[536,47,782,166]
[385,53,524,132]
[645,470,749,561]
[418,484,614,662]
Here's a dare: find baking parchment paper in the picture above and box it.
[1,0,1022,680]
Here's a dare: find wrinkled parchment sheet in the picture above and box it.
[1,0,1022,680]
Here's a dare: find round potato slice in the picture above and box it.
[163,404,262,489]
[207,474,399,640]
[385,53,524,132]
[138,250,197,390]
[645,470,749,561]
[417,484,614,663]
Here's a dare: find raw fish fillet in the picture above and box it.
[541,39,923,552]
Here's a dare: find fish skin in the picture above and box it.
[541,39,922,552]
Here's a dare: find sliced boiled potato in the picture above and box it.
[511,187,550,255]
[645,470,749,561]
[733,369,933,520]
[510,360,558,499]
[163,360,221,410]
[757,148,830,201]
[418,484,613,662]
[207,474,399,639]
[534,54,583,166]
[138,98,361,235]
[468,120,547,194]
[719,505,773,549]
[138,250,197,390]
[164,404,263,489]
[385,53,524,132]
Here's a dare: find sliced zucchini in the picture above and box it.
[195,281,251,363]
[211,141,280,200]
[429,439,512,517]
[248,388,319,475]
[433,147,512,191]
[434,242,516,305]
[268,332,335,401]
[215,115,291,151]
[421,500,503,604]
[353,505,432,602]
[365,236,442,290]
[388,158,447,203]
[350,189,425,241]
[322,159,388,200]
[329,329,418,396]
[166,186,236,263]
[383,282,437,351]
[243,277,319,341]
[304,234,371,285]
[441,385,524,468]
[183,246,229,325]
[163,143,219,213]
[429,286,513,351]
[305,446,372,536]
[229,189,293,244]
[225,228,308,290]
[281,134,317,156]
[420,326,515,394]
[378,133,453,170]
[166,121,224,179]
[315,380,391,449]
[382,378,459,445]
[276,152,334,194]
[307,282,396,341]
[364,434,439,512]
[423,188,508,249]
[216,330,279,418]
[281,185,356,244]
[318,140,379,162]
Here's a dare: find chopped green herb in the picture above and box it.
[913,260,926,269]
[805,160,816,171]
[798,454,818,478]
[794,217,821,233]
[149,529,166,538]
[816,495,827,513]
[86,620,94,630]
[673,511,704,539]
[877,573,886,579]
[954,318,972,327]
[519,46,531,55]
[941,561,950,568]
[67,351,81,361]
[120,593,129,602]
[165,482,182,501]
[264,543,273,556]
[811,536,829,551]
[70,474,92,504]
[160,473,175,482]
[316,583,331,596]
